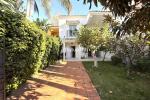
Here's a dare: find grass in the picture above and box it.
[83,61,150,100]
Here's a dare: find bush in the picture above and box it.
[41,36,52,69]
[0,7,60,94]
[49,37,60,64]
[41,36,60,68]
[136,58,150,72]
[111,55,122,65]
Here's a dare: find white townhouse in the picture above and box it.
[57,11,112,60]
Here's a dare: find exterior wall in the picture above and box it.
[99,51,114,61]
[59,16,87,60]
[58,16,87,39]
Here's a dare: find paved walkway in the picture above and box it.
[7,61,100,100]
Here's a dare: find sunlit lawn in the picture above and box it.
[83,61,150,100]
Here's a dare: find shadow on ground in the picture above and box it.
[7,61,100,100]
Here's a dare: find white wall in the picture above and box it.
[58,16,87,39]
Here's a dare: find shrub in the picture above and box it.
[41,36,52,69]
[49,37,60,64]
[0,7,60,94]
[41,36,60,68]
[111,55,122,65]
[1,11,46,94]
[136,58,150,72]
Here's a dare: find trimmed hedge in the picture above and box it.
[0,6,60,94]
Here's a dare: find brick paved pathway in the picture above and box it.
[7,61,100,100]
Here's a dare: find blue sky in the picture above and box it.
[25,0,103,20]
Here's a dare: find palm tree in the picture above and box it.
[0,0,16,11]
[16,0,72,18]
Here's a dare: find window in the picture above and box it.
[68,25,77,37]
[69,25,76,30]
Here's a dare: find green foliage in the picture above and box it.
[0,6,60,94]
[80,0,150,40]
[110,34,149,75]
[33,18,50,32]
[111,35,148,65]
[49,37,60,64]
[111,55,122,65]
[41,36,52,69]
[99,22,114,51]
[77,25,102,51]
[41,36,60,67]
[0,22,5,50]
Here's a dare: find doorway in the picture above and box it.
[88,49,92,57]
[71,46,75,58]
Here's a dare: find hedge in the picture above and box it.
[0,5,60,94]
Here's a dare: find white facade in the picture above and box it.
[58,11,113,60]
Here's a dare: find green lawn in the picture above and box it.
[83,61,150,100]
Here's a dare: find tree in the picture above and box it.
[99,22,114,61]
[27,0,72,17]
[111,35,149,76]
[34,18,50,32]
[79,0,150,39]
[0,0,17,11]
[77,25,102,67]
[16,0,72,17]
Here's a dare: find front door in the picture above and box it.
[71,46,75,58]
[88,49,92,57]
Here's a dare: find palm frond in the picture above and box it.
[41,0,51,18]
[0,0,15,11]
[34,1,39,16]
[58,0,72,15]
[16,0,24,10]
[26,0,34,17]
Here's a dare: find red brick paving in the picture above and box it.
[7,61,100,100]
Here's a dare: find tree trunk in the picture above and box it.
[148,45,150,58]
[92,51,98,67]
[102,51,107,61]
[126,56,131,77]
